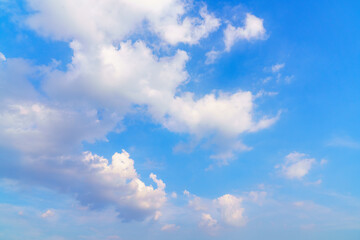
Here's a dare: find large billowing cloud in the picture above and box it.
[43,40,277,141]
[24,0,276,146]
[0,0,275,222]
[0,56,167,222]
[1,150,166,221]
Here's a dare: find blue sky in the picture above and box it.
[0,0,360,239]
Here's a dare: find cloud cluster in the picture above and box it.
[2,149,166,221]
[25,0,276,141]
[0,0,276,223]
[23,0,278,159]
[185,191,246,232]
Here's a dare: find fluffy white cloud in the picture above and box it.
[80,150,167,221]
[25,1,276,146]
[44,40,188,113]
[216,194,246,227]
[199,213,219,234]
[26,0,219,46]
[185,192,247,229]
[152,6,220,45]
[224,13,266,51]
[164,91,278,137]
[40,39,278,161]
[200,213,218,227]
[3,150,167,222]
[277,152,316,179]
[0,0,278,224]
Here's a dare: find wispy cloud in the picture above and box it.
[271,63,285,73]
[326,136,360,149]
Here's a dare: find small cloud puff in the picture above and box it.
[41,209,55,218]
[224,13,267,51]
[271,63,285,73]
[276,152,316,180]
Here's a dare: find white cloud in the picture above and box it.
[0,0,280,224]
[46,40,277,139]
[215,194,246,227]
[200,213,218,227]
[152,6,220,45]
[185,191,247,229]
[271,63,285,73]
[277,152,316,180]
[18,1,278,162]
[24,2,275,142]
[40,39,278,163]
[224,13,266,51]
[41,209,55,218]
[164,91,278,138]
[199,213,219,234]
[0,52,5,61]
[161,224,180,231]
[26,0,219,46]
[78,150,167,221]
[205,50,221,64]
[44,41,189,111]
[1,149,167,221]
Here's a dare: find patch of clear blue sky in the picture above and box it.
[1,0,360,239]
